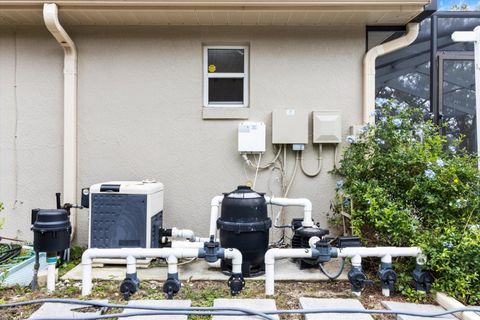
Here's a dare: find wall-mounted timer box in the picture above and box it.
[313,110,342,144]
[272,109,309,144]
[238,122,266,153]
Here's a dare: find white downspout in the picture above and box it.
[43,3,78,240]
[363,23,420,124]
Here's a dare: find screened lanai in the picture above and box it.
[371,10,480,152]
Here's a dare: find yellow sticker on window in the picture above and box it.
[208,64,216,73]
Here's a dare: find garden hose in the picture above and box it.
[1,298,480,320]
[0,244,22,264]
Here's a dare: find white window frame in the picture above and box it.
[203,45,249,108]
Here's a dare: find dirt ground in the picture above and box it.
[0,278,423,320]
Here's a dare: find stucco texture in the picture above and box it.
[0,26,363,245]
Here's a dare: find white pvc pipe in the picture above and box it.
[81,248,199,296]
[43,3,78,240]
[363,23,420,124]
[337,247,421,258]
[265,196,314,227]
[47,258,56,292]
[171,228,209,242]
[264,246,422,296]
[171,240,205,248]
[209,195,223,239]
[264,248,314,295]
[126,255,136,275]
[337,247,421,297]
[81,247,243,295]
[167,256,178,274]
[223,248,243,274]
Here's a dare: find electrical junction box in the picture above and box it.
[88,180,163,249]
[313,111,342,144]
[238,121,266,153]
[272,109,309,144]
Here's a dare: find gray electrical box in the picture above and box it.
[312,111,342,144]
[272,109,309,144]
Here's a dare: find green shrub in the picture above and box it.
[334,100,480,305]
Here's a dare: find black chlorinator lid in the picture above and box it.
[224,185,265,198]
[32,209,71,232]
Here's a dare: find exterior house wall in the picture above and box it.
[0,26,364,245]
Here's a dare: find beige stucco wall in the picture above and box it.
[0,26,363,245]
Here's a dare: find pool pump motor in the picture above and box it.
[291,219,330,269]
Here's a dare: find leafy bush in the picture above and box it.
[334,100,480,304]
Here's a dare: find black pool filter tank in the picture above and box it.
[217,186,271,277]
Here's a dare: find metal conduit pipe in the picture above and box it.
[81,247,243,296]
[363,23,420,124]
[43,3,78,240]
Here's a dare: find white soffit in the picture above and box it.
[0,1,430,26]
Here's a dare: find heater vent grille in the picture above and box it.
[90,194,147,248]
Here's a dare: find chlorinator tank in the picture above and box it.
[217,186,271,277]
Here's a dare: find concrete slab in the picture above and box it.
[382,301,456,320]
[28,300,107,319]
[62,258,348,281]
[212,298,279,320]
[299,297,373,320]
[121,300,191,320]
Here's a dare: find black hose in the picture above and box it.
[1,299,275,320]
[3,299,480,320]
[319,258,345,280]
[0,244,22,264]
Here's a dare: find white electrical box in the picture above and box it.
[238,122,266,153]
[272,109,309,144]
[313,111,342,144]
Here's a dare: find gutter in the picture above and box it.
[363,22,420,124]
[43,3,78,240]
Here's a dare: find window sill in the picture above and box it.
[202,107,250,120]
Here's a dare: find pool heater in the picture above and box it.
[86,181,164,249]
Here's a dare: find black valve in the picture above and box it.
[313,240,333,263]
[378,263,397,293]
[163,273,181,299]
[348,267,372,293]
[412,265,434,293]
[228,273,245,296]
[120,273,140,300]
[201,236,222,263]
